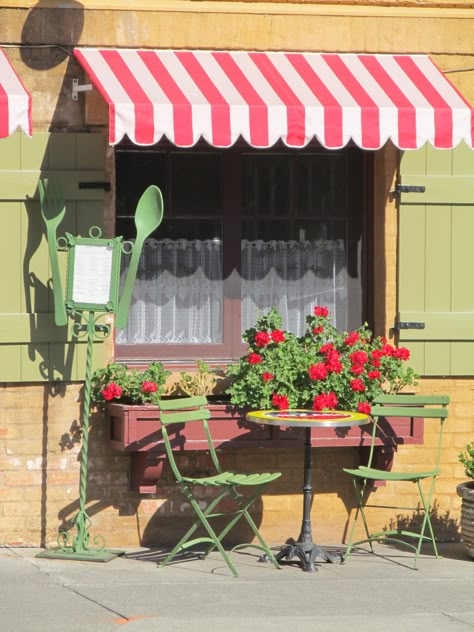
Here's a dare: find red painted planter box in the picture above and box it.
[107,402,424,493]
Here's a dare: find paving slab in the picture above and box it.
[0,543,472,632]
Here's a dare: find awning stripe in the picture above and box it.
[176,51,231,147]
[213,52,268,146]
[358,56,417,149]
[250,53,306,147]
[138,51,193,146]
[73,48,474,150]
[0,50,31,138]
[395,55,453,149]
[323,54,381,149]
[287,54,342,148]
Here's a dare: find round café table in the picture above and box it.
[246,409,369,572]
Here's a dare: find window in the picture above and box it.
[115,143,367,362]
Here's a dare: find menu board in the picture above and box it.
[71,244,113,306]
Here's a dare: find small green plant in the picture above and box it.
[178,359,218,397]
[90,361,171,407]
[226,305,418,414]
[459,441,474,480]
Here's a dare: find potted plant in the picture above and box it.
[457,442,474,558]
[226,306,418,414]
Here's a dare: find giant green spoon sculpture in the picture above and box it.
[37,182,163,562]
[115,185,163,328]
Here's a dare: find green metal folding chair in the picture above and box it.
[156,395,282,577]
[343,394,450,568]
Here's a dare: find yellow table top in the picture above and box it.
[246,409,369,428]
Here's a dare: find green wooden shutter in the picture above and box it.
[398,142,474,376]
[0,132,108,381]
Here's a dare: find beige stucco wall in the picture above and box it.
[0,1,473,549]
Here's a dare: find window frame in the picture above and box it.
[114,141,371,364]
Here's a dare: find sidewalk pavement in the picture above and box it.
[0,542,473,632]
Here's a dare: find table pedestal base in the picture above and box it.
[275,538,343,572]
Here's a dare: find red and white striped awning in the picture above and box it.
[73,48,473,150]
[0,49,32,138]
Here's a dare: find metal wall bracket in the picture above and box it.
[72,78,93,101]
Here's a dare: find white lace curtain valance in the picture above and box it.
[116,238,348,345]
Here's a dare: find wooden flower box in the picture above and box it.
[107,402,424,493]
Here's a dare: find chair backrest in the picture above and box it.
[157,396,221,482]
[366,394,450,470]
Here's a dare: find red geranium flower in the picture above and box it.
[357,401,372,414]
[313,325,324,335]
[247,353,262,364]
[349,350,368,365]
[326,392,339,408]
[308,362,328,380]
[141,381,157,393]
[325,351,343,373]
[272,393,289,410]
[345,331,359,346]
[271,329,285,343]
[393,347,410,360]
[262,372,274,381]
[350,364,364,375]
[255,331,271,347]
[350,378,366,392]
[367,370,381,380]
[313,391,338,411]
[314,306,329,317]
[320,343,334,355]
[101,382,123,401]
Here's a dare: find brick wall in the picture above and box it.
[0,381,470,547]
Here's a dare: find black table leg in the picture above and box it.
[275,427,343,572]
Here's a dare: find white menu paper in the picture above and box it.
[72,244,113,305]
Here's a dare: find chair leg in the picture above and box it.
[229,486,281,569]
[159,485,239,578]
[200,485,280,570]
[345,478,374,560]
[414,478,439,566]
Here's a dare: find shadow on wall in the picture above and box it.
[17,1,104,548]
[56,410,141,545]
[385,501,460,543]
[20,1,84,70]
[20,0,88,382]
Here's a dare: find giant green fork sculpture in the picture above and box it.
[36,180,163,562]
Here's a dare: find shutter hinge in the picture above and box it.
[394,321,425,331]
[392,184,426,194]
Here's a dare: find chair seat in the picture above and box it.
[183,471,282,486]
[343,466,438,482]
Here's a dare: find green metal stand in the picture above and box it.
[36,181,163,563]
[37,311,124,562]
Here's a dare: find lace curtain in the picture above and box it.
[241,239,347,335]
[116,239,223,344]
[116,238,347,344]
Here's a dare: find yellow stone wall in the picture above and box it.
[0,1,473,548]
